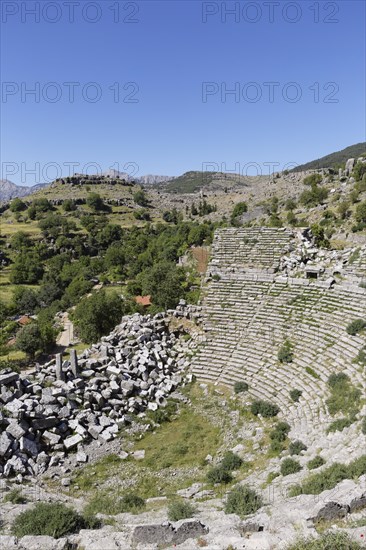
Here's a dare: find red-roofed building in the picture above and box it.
[18,315,32,326]
[135,295,152,307]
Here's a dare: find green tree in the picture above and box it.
[310,224,330,248]
[139,261,186,309]
[73,290,124,343]
[230,202,248,225]
[16,323,42,359]
[27,198,53,220]
[12,287,40,314]
[10,250,44,284]
[300,185,328,207]
[285,198,297,211]
[134,209,151,221]
[86,193,106,211]
[10,231,32,249]
[337,200,350,220]
[10,198,27,212]
[62,277,94,308]
[105,243,125,273]
[187,224,211,246]
[62,199,77,212]
[133,190,149,207]
[353,161,366,181]
[355,201,366,223]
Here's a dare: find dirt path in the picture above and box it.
[56,312,74,347]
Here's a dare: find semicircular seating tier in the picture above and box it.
[192,228,366,443]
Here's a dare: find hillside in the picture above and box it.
[291,142,366,172]
[0,152,366,549]
[157,170,250,194]
[0,173,174,203]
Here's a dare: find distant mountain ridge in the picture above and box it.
[103,169,174,185]
[291,142,366,172]
[0,180,50,202]
[1,143,364,202]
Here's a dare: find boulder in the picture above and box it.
[313,501,349,522]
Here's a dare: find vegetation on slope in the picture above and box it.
[291,142,366,172]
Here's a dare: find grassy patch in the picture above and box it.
[84,492,145,516]
[71,388,224,502]
[285,531,363,549]
[4,488,27,504]
[289,454,366,495]
[305,366,320,379]
[136,409,221,470]
[72,453,123,491]
[326,373,361,417]
[307,456,325,470]
[326,417,354,433]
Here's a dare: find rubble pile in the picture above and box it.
[279,229,366,283]
[0,304,202,478]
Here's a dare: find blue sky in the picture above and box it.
[1,0,365,185]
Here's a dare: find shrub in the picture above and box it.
[278,340,293,363]
[353,161,366,182]
[12,502,98,539]
[291,455,366,495]
[280,458,302,476]
[225,485,263,517]
[84,491,145,516]
[134,209,151,221]
[285,198,297,210]
[285,531,363,550]
[269,439,285,454]
[300,185,328,207]
[307,456,325,470]
[62,199,77,212]
[355,200,366,223]
[289,389,302,402]
[354,346,366,365]
[251,400,280,418]
[167,501,196,521]
[117,494,145,513]
[303,174,322,186]
[206,465,233,484]
[270,422,291,443]
[234,381,249,394]
[133,190,149,207]
[4,488,27,504]
[326,372,361,417]
[231,202,248,225]
[221,451,243,471]
[288,440,307,455]
[346,319,366,335]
